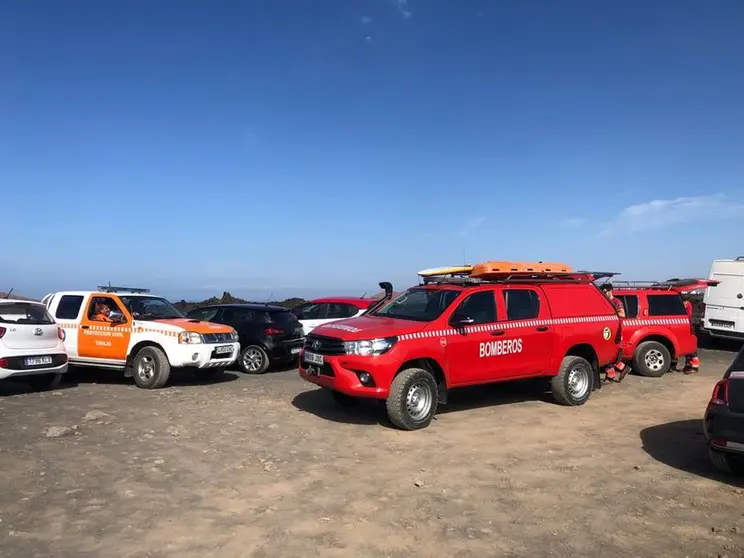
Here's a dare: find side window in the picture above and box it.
[503,289,540,320]
[326,303,359,319]
[55,295,84,320]
[453,291,497,325]
[87,296,124,322]
[297,303,326,320]
[616,295,639,318]
[188,307,220,322]
[221,308,256,326]
[647,294,686,316]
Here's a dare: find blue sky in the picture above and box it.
[2,0,743,300]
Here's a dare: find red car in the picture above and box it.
[299,261,623,430]
[613,285,699,377]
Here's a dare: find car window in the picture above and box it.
[267,310,296,325]
[375,288,460,322]
[503,289,540,320]
[187,307,220,322]
[326,303,359,319]
[0,302,55,325]
[616,295,639,318]
[452,291,497,325]
[296,303,326,320]
[221,308,257,326]
[55,295,84,320]
[86,296,126,322]
[647,294,686,316]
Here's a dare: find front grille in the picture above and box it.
[202,332,234,344]
[304,333,345,355]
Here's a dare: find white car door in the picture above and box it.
[47,294,86,358]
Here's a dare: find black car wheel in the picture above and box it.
[239,345,270,374]
[709,448,744,475]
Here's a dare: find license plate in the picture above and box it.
[303,351,324,365]
[291,347,301,355]
[215,345,233,355]
[710,320,735,329]
[25,356,53,366]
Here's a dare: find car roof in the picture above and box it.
[0,298,45,305]
[613,287,681,295]
[48,291,161,298]
[194,303,289,312]
[308,297,377,308]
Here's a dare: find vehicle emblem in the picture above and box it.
[312,340,321,350]
[440,337,447,348]
[33,328,43,336]
[602,327,611,341]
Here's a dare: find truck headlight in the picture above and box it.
[178,331,203,344]
[343,337,397,356]
[229,330,239,341]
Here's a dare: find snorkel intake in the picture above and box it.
[361,282,394,315]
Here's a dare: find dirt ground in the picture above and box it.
[2,345,744,558]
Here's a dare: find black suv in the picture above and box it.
[704,345,744,475]
[186,304,304,374]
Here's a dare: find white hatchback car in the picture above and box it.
[0,298,69,390]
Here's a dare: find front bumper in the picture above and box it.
[0,353,69,380]
[169,342,240,369]
[298,348,402,399]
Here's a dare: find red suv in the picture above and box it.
[299,262,623,430]
[613,285,698,377]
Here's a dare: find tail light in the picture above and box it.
[264,327,283,335]
[0,357,7,368]
[0,327,5,339]
[58,327,65,340]
[710,379,729,406]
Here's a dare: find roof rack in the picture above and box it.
[420,270,619,286]
[97,285,151,294]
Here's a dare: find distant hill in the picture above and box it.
[171,291,308,314]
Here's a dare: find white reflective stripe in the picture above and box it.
[623,318,690,327]
[397,315,619,341]
[729,371,744,379]
[726,441,744,452]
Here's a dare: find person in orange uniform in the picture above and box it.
[681,299,700,374]
[599,283,630,384]
[92,302,114,322]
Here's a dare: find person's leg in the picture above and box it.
[683,353,700,374]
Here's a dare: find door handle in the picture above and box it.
[81,325,90,329]
[536,326,548,332]
[491,330,505,336]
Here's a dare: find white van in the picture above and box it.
[701,257,744,341]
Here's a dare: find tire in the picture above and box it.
[709,448,744,475]
[26,373,63,391]
[238,345,270,374]
[551,355,594,406]
[386,367,439,431]
[633,341,672,378]
[330,390,356,407]
[132,346,171,389]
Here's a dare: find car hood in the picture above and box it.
[150,318,235,334]
[310,315,428,340]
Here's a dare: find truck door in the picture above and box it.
[77,295,131,363]
[704,259,744,335]
[48,294,87,359]
[496,286,555,378]
[444,289,500,385]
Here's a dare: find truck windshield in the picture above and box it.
[119,296,185,321]
[373,287,460,322]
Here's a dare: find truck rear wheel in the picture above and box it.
[551,355,593,406]
[386,367,439,430]
[132,346,171,389]
[633,341,671,377]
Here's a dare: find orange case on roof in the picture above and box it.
[470,261,573,278]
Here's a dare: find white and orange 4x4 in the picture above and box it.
[41,286,240,389]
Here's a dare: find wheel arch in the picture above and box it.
[396,357,449,403]
[636,334,676,359]
[563,343,600,390]
[126,341,169,376]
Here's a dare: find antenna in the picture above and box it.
[266,291,274,305]
[4,287,13,299]
[360,291,367,299]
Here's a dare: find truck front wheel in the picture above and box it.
[386,367,439,431]
[132,346,171,389]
